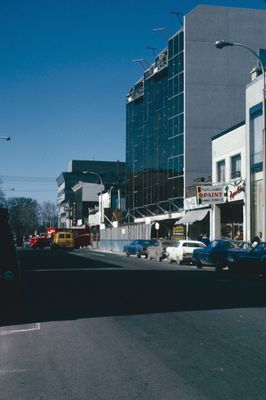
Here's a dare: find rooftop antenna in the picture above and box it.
[170,11,184,26]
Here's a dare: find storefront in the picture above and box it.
[210,179,246,240]
[176,196,210,240]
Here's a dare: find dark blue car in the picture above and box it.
[192,239,252,271]
[229,242,266,275]
[123,239,159,258]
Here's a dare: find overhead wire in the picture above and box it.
[0,175,57,193]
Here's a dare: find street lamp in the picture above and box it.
[0,136,10,141]
[83,171,104,224]
[109,186,114,208]
[152,27,172,41]
[146,47,158,57]
[215,40,266,240]
[170,11,184,26]
[132,58,149,70]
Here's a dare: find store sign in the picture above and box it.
[227,179,246,202]
[72,201,77,226]
[172,225,185,240]
[184,196,207,210]
[184,196,198,210]
[197,185,225,205]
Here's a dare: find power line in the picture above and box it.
[0,175,56,182]
[8,189,57,193]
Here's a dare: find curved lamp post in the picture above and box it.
[215,40,266,240]
[83,171,104,224]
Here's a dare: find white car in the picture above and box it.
[166,240,206,264]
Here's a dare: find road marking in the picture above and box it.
[0,322,40,336]
[30,267,119,272]
[78,252,106,257]
[0,369,27,375]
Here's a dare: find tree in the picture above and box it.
[7,197,40,245]
[0,178,6,207]
[39,201,58,229]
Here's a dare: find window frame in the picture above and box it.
[230,153,241,179]
[217,159,226,182]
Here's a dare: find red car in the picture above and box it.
[29,233,52,249]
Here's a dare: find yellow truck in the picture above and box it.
[50,231,74,251]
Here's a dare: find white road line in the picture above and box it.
[79,252,106,257]
[0,323,40,336]
[31,267,118,272]
[0,369,27,375]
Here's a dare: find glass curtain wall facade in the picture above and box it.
[126,31,184,218]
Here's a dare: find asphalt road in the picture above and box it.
[1,248,266,399]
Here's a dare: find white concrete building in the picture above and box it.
[211,122,246,240]
[245,67,265,240]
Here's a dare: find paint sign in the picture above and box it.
[197,185,225,205]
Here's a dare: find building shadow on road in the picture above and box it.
[1,250,266,326]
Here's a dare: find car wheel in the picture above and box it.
[137,253,141,258]
[126,252,130,257]
[196,260,202,269]
[215,261,224,272]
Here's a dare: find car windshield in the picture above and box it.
[208,240,234,249]
[172,241,181,247]
[162,241,173,248]
[251,243,266,254]
[140,240,156,246]
[234,241,252,250]
[207,240,220,248]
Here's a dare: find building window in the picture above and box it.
[217,160,225,182]
[250,111,263,166]
[231,154,241,179]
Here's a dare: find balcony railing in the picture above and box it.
[126,86,144,103]
[145,50,168,80]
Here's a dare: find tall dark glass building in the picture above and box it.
[126,4,266,222]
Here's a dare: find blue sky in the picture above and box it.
[0,0,265,203]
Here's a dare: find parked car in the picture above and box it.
[123,239,159,258]
[227,242,266,275]
[192,239,252,271]
[51,231,74,251]
[166,240,206,264]
[29,232,52,249]
[147,240,174,261]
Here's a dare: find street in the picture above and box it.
[1,248,266,399]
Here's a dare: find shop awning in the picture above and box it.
[175,209,209,225]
